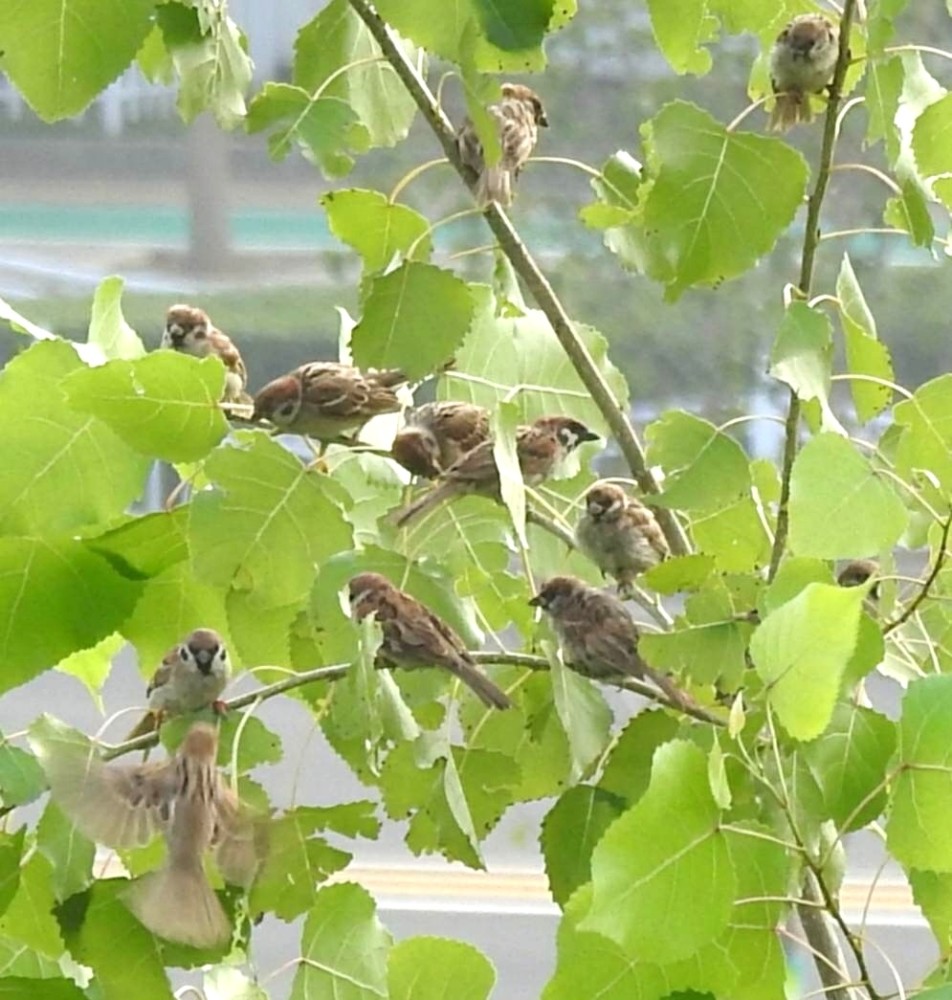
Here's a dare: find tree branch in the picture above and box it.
[883,510,952,634]
[768,0,857,582]
[345,0,689,557]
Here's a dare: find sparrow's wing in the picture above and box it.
[298,365,371,416]
[39,738,178,847]
[212,784,268,889]
[146,657,174,699]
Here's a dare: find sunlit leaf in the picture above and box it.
[388,936,495,1000]
[87,276,146,362]
[322,189,432,272]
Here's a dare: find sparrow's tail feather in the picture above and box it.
[644,666,693,712]
[125,865,231,949]
[768,92,811,132]
[476,166,512,208]
[126,711,160,741]
[391,482,456,528]
[454,663,511,710]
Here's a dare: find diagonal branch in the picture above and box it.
[768,0,857,582]
[345,0,689,556]
[883,510,952,634]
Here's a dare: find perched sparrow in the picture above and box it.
[162,304,249,403]
[393,415,599,528]
[127,629,230,739]
[348,572,511,710]
[768,14,840,132]
[458,83,548,208]
[391,401,491,479]
[837,559,880,601]
[35,723,263,949]
[529,575,689,708]
[252,361,407,443]
[575,483,668,595]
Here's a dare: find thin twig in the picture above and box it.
[768,0,856,583]
[883,511,952,634]
[344,0,690,558]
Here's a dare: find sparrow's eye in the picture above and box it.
[276,401,297,420]
[219,648,227,660]
[179,647,189,661]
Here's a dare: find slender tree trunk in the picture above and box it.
[186,112,231,275]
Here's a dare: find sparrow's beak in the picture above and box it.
[527,594,543,607]
[538,111,549,128]
[192,646,217,674]
[587,500,603,516]
[579,428,600,444]
[166,325,185,345]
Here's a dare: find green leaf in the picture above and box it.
[636,101,808,299]
[888,676,952,870]
[580,740,735,961]
[642,553,715,594]
[0,297,55,342]
[894,374,952,501]
[291,883,391,1000]
[86,509,189,581]
[294,0,420,148]
[249,808,352,921]
[0,0,154,120]
[691,496,772,573]
[0,853,63,957]
[796,704,897,831]
[322,190,431,272]
[646,411,751,513]
[835,254,895,422]
[750,582,866,740]
[598,711,680,804]
[204,967,269,1000]
[490,401,528,547]
[157,2,252,128]
[0,980,88,1000]
[787,433,907,559]
[64,351,230,463]
[913,91,952,210]
[0,538,141,696]
[56,632,125,711]
[190,432,352,606]
[59,881,173,1000]
[883,176,935,248]
[910,869,952,952]
[352,263,472,380]
[0,340,150,536]
[87,276,146,362]
[388,936,495,1000]
[646,0,716,74]
[246,83,371,177]
[35,801,94,901]
[865,55,903,158]
[541,785,625,907]
[769,303,841,432]
[640,620,751,691]
[0,745,46,810]
[546,643,612,781]
[0,830,23,920]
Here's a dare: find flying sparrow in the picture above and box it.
[252,361,407,443]
[127,628,230,739]
[768,14,840,132]
[458,83,549,208]
[35,722,263,949]
[347,572,511,710]
[529,575,690,708]
[162,304,249,403]
[391,401,491,479]
[392,415,599,528]
[575,483,668,595]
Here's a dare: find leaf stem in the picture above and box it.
[768,0,857,582]
[883,510,952,634]
[344,0,690,557]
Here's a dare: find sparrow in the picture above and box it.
[458,83,549,208]
[162,304,249,403]
[127,629,230,739]
[392,415,599,528]
[252,361,407,443]
[347,572,511,710]
[35,723,263,949]
[575,483,668,595]
[529,575,690,709]
[391,401,491,479]
[837,559,880,601]
[768,14,840,132]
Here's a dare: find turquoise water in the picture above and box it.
[0,203,337,250]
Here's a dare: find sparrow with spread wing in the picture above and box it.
[768,14,840,132]
[391,401,491,479]
[575,483,668,595]
[252,361,407,443]
[162,304,249,403]
[127,629,230,739]
[458,83,549,208]
[530,576,690,709]
[35,722,264,949]
[392,415,599,528]
[348,572,511,710]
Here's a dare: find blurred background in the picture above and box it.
[1,0,950,995]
